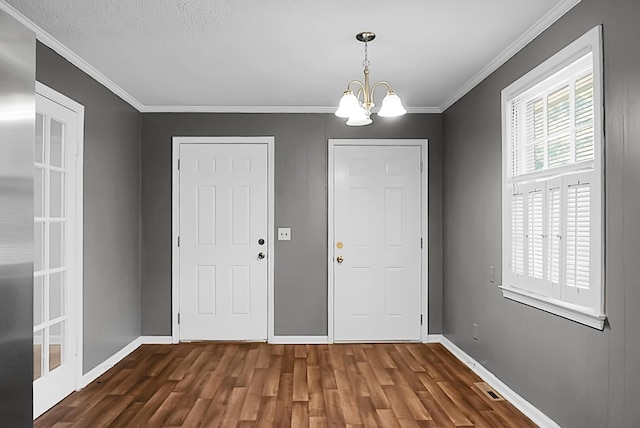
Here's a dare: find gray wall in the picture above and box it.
[0,10,35,426]
[141,113,443,336]
[442,0,640,426]
[36,43,142,373]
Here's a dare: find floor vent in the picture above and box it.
[474,382,504,401]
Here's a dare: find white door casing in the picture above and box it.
[328,139,428,342]
[172,137,274,342]
[33,83,84,419]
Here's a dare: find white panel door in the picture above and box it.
[33,94,79,417]
[334,145,422,341]
[179,143,268,340]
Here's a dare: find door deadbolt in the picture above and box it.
[258,238,265,245]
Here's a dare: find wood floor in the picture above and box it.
[35,342,535,427]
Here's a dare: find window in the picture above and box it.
[501,26,605,329]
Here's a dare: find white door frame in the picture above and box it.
[327,139,429,343]
[34,82,85,414]
[171,136,275,343]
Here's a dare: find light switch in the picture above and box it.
[278,228,291,241]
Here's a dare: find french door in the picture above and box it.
[176,139,271,341]
[330,140,425,341]
[33,86,82,418]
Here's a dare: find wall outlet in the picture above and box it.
[489,265,496,283]
[278,227,291,241]
[473,323,479,340]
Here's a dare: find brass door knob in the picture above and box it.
[336,255,344,263]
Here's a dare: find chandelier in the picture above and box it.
[335,32,407,126]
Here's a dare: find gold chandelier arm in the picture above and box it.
[347,80,366,93]
[371,80,393,95]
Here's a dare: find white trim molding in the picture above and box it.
[426,334,443,343]
[140,336,174,345]
[440,336,561,428]
[500,286,606,329]
[270,336,330,345]
[80,337,143,388]
[1,0,578,115]
[140,105,441,114]
[171,136,276,344]
[0,1,144,111]
[440,0,582,111]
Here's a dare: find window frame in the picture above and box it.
[501,26,605,330]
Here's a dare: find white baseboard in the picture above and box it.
[80,337,143,388]
[439,336,560,428]
[426,334,443,343]
[140,335,174,344]
[270,335,329,344]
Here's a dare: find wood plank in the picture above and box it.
[293,358,310,401]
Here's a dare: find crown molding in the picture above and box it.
[439,0,582,112]
[140,105,442,114]
[0,0,145,112]
[3,0,576,116]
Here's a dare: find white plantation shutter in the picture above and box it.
[565,179,591,289]
[526,187,544,281]
[502,27,603,328]
[575,74,595,163]
[524,98,544,173]
[511,190,525,276]
[546,180,562,287]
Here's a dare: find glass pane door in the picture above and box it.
[33,112,68,382]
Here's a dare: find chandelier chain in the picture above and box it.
[362,40,370,68]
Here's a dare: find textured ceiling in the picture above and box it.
[5,0,573,111]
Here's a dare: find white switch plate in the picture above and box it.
[278,227,291,241]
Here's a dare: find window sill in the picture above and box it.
[499,285,606,330]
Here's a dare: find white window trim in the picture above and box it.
[501,26,605,330]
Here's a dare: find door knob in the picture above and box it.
[258,252,266,259]
[336,255,344,263]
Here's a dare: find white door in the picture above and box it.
[33,93,79,417]
[179,143,268,340]
[333,145,423,341]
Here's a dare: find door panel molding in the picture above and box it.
[328,139,428,343]
[171,137,275,343]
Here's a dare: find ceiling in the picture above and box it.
[3,0,578,112]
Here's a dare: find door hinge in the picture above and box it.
[178,313,180,324]
[178,236,180,247]
[420,161,424,173]
[420,237,423,249]
[420,314,423,325]
[177,159,180,170]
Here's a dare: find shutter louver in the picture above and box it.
[525,98,544,173]
[575,73,595,163]
[527,189,544,280]
[510,99,521,178]
[547,85,571,168]
[511,191,525,276]
[546,184,562,285]
[566,182,591,289]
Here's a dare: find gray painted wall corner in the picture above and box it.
[442,0,640,426]
[36,42,143,373]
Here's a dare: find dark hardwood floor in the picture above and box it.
[35,342,536,427]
